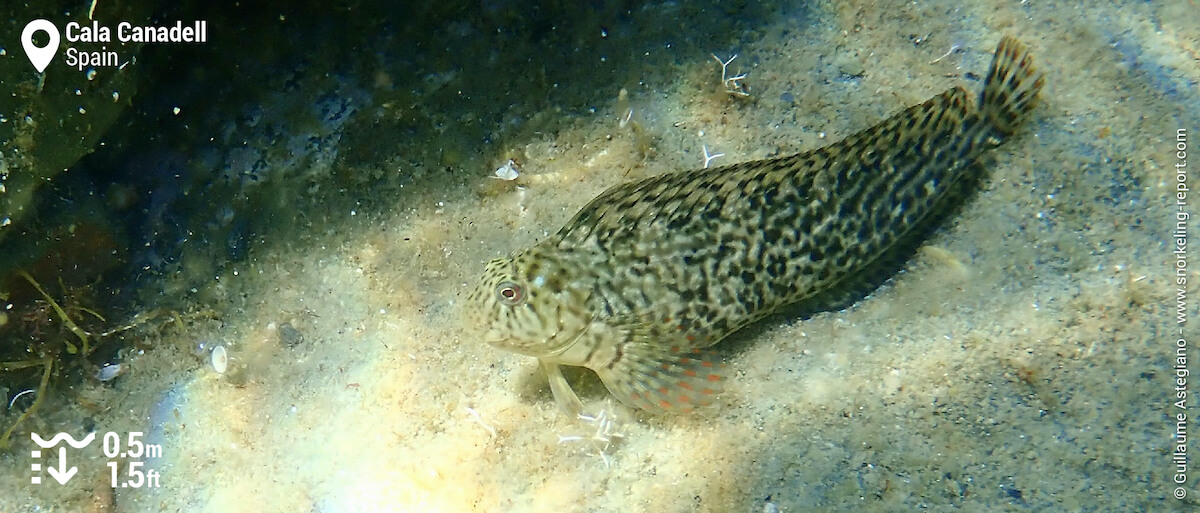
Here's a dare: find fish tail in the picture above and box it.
[980,36,1044,137]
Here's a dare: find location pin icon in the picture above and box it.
[22,19,60,73]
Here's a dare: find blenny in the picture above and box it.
[467,37,1043,414]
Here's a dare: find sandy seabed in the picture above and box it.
[3,0,1198,511]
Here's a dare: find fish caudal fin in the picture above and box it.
[980,36,1044,137]
[594,344,726,413]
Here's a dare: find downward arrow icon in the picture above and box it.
[46,447,77,485]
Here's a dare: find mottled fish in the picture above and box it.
[467,37,1043,414]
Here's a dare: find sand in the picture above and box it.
[2,0,1197,511]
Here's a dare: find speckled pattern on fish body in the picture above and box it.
[468,37,1044,414]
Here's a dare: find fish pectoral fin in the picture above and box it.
[541,360,584,416]
[594,343,726,414]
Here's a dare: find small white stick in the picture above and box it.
[8,389,34,410]
[712,53,751,96]
[929,44,961,64]
[464,406,496,437]
[712,53,738,82]
[702,145,725,168]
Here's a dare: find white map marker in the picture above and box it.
[22,19,60,73]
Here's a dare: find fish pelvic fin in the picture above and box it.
[542,360,584,416]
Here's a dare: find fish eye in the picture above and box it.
[496,281,524,305]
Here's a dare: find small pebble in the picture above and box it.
[96,363,124,382]
[278,322,304,348]
[493,159,520,181]
[211,345,229,374]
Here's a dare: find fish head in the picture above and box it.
[465,249,592,358]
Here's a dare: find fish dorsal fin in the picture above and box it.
[594,342,726,413]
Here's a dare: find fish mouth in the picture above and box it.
[480,329,510,347]
[481,321,588,358]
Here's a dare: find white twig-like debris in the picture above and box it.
[616,87,635,129]
[556,405,625,468]
[712,53,751,97]
[619,107,634,129]
[464,406,497,437]
[8,389,34,410]
[702,145,725,169]
[929,44,962,64]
